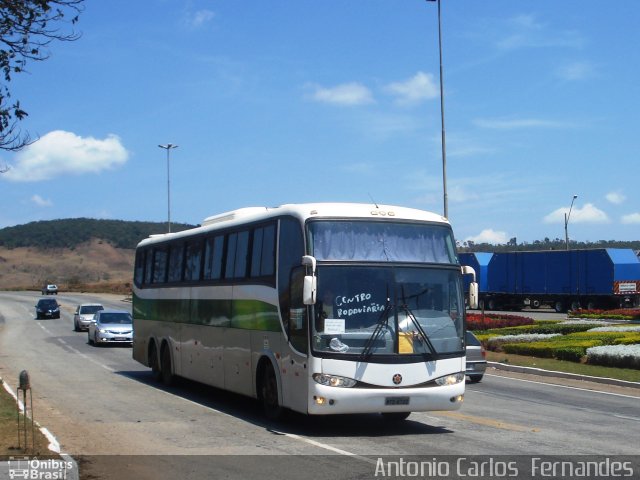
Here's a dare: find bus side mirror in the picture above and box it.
[303,275,317,305]
[461,265,478,310]
[468,282,479,310]
[302,255,317,305]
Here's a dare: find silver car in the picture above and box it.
[88,309,133,346]
[73,303,104,331]
[465,331,487,383]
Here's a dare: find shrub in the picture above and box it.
[569,308,640,320]
[502,339,602,362]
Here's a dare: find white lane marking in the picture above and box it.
[55,337,115,373]
[268,430,377,464]
[485,372,640,399]
[150,384,372,462]
[36,322,115,373]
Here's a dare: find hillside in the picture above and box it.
[0,218,196,291]
[0,218,196,250]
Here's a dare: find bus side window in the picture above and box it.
[288,266,308,354]
[134,249,146,285]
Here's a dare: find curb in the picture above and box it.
[488,361,640,390]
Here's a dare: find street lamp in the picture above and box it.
[427,0,448,218]
[158,143,178,233]
[564,194,578,250]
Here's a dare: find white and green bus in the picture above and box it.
[132,203,478,420]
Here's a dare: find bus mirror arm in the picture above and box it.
[302,255,317,305]
[461,265,479,310]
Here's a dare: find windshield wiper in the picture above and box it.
[400,304,438,355]
[360,291,393,360]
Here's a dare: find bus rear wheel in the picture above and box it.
[260,362,283,420]
[160,344,174,387]
[149,343,161,382]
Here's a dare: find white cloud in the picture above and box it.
[31,194,52,207]
[543,203,609,224]
[185,9,215,28]
[473,117,574,130]
[4,131,129,182]
[621,213,640,224]
[556,61,596,81]
[385,71,439,106]
[605,191,625,205]
[307,82,373,106]
[497,14,584,51]
[465,229,509,245]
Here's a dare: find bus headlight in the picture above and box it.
[434,373,465,386]
[313,373,357,388]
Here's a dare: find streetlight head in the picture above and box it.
[573,194,578,199]
[158,143,178,150]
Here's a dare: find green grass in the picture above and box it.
[486,351,640,383]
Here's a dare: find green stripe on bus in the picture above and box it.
[133,294,281,331]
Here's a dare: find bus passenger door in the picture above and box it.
[282,267,309,413]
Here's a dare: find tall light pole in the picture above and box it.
[564,194,578,250]
[427,0,448,218]
[158,143,178,233]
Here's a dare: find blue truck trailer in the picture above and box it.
[458,249,640,312]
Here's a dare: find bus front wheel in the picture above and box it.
[260,362,283,420]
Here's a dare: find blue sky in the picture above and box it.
[1,0,638,245]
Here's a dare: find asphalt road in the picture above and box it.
[1,292,638,479]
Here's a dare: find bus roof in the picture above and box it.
[137,203,449,247]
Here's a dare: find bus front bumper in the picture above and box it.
[307,382,465,415]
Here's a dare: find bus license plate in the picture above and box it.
[385,396,410,406]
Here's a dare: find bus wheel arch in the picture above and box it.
[257,357,284,420]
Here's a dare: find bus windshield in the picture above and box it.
[308,220,457,263]
[312,265,464,358]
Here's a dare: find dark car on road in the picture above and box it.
[465,331,487,383]
[35,298,61,319]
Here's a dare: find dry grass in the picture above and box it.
[0,239,134,293]
[0,381,55,456]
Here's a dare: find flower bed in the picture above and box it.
[586,345,640,369]
[467,313,534,331]
[478,325,640,365]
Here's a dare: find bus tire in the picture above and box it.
[381,412,411,421]
[160,343,174,387]
[260,361,283,420]
[149,342,161,382]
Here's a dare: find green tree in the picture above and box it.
[1,0,84,152]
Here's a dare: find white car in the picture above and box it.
[88,309,133,346]
[42,284,58,295]
[73,303,104,331]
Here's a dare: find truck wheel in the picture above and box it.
[570,300,581,311]
[530,299,541,309]
[554,301,565,313]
